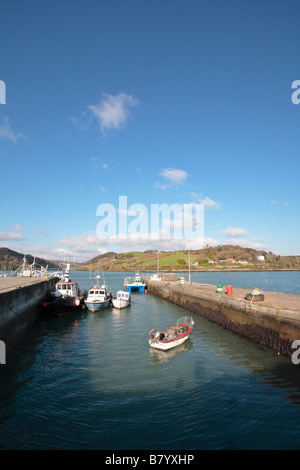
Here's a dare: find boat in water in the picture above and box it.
[150,273,162,281]
[150,252,162,281]
[43,263,85,316]
[84,277,111,312]
[124,272,147,292]
[149,316,194,351]
[112,290,131,309]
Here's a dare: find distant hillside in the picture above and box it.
[76,245,300,272]
[0,247,60,271]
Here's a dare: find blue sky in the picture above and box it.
[0,0,299,261]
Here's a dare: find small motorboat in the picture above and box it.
[84,282,111,312]
[112,290,131,309]
[149,316,194,351]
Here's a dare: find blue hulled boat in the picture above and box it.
[124,272,147,292]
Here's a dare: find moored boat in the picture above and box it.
[149,316,194,351]
[112,290,131,309]
[124,272,146,292]
[84,281,111,312]
[150,273,162,281]
[43,263,85,316]
[150,252,161,281]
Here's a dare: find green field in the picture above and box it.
[74,245,300,272]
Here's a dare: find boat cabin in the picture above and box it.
[86,285,109,300]
[56,282,78,297]
[89,288,107,296]
[116,291,130,300]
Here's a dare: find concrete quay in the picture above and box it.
[0,276,57,351]
[146,279,300,357]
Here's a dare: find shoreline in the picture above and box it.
[72,268,300,273]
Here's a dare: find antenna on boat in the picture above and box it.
[99,263,107,287]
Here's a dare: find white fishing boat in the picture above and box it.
[124,272,147,292]
[112,290,131,309]
[84,278,111,312]
[43,263,85,316]
[150,251,162,281]
[16,255,49,278]
[150,273,162,281]
[149,316,194,351]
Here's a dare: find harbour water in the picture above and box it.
[1,271,300,450]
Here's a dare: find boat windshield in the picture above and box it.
[176,316,194,326]
[117,292,128,299]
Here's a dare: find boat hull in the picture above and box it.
[84,299,110,312]
[149,334,190,350]
[126,285,146,292]
[43,295,85,316]
[112,298,131,309]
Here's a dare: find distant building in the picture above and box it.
[257,255,265,261]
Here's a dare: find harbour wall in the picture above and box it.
[146,279,300,357]
[0,277,57,351]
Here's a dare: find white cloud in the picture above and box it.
[89,157,110,174]
[224,238,269,250]
[12,224,25,232]
[200,196,221,209]
[0,117,25,142]
[220,227,248,237]
[88,92,140,134]
[190,193,221,209]
[0,232,25,241]
[155,168,188,189]
[56,229,210,258]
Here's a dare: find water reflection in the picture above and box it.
[149,340,193,364]
[192,314,300,406]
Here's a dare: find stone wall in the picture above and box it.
[147,280,300,357]
[0,278,56,350]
